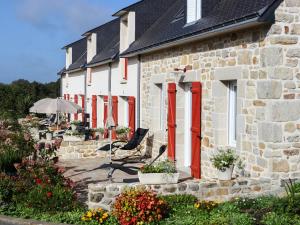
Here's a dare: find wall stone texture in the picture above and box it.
[88,178,282,211]
[58,140,109,160]
[139,0,300,188]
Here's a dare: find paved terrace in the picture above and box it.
[58,157,192,204]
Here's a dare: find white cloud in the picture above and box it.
[16,0,112,34]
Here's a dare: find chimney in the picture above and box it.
[66,47,72,69]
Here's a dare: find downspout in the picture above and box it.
[137,55,141,128]
[108,63,112,95]
[84,66,87,127]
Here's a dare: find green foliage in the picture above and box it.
[0,121,34,173]
[113,187,169,225]
[0,79,60,120]
[210,149,238,170]
[140,160,177,174]
[160,194,197,206]
[115,126,130,135]
[284,179,300,212]
[262,212,300,225]
[71,120,82,126]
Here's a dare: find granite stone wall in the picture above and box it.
[140,0,300,186]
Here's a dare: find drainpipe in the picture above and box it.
[108,62,112,93]
[84,67,87,127]
[137,55,141,128]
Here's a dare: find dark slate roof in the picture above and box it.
[87,0,175,66]
[86,19,120,66]
[121,0,281,56]
[65,38,87,72]
[57,67,66,76]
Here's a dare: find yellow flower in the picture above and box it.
[99,218,103,223]
[86,211,92,218]
[102,212,109,219]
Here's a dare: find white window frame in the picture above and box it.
[228,81,237,147]
[124,97,129,127]
[187,0,202,24]
[158,84,165,131]
[184,83,192,167]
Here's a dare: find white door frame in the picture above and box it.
[184,83,192,168]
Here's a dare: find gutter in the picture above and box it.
[137,55,141,128]
[86,59,114,68]
[64,67,83,74]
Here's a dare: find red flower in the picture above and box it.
[46,192,53,198]
[35,178,42,185]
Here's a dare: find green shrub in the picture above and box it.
[140,160,177,173]
[113,187,169,225]
[160,194,197,206]
[262,212,300,225]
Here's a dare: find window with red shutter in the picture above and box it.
[191,82,202,179]
[168,83,176,161]
[74,95,78,120]
[128,96,135,139]
[124,58,128,80]
[92,95,97,128]
[81,95,85,122]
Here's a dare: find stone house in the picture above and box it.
[59,0,300,188]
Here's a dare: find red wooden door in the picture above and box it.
[92,95,97,128]
[81,95,85,122]
[64,94,66,100]
[74,95,78,120]
[168,83,176,161]
[128,96,135,139]
[103,96,108,138]
[191,82,202,179]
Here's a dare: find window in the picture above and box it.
[187,0,202,23]
[228,81,237,146]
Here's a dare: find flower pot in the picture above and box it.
[217,165,234,181]
[71,124,77,131]
[116,133,128,141]
[46,133,53,141]
[63,135,85,142]
[138,171,180,184]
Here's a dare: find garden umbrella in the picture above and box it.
[30,98,82,129]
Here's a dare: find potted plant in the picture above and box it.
[138,160,179,184]
[115,126,130,141]
[91,128,105,140]
[70,120,81,131]
[210,149,238,181]
[63,130,85,142]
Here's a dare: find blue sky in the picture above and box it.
[0,0,138,84]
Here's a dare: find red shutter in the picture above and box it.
[168,83,176,161]
[124,58,128,80]
[191,82,202,179]
[128,97,135,139]
[81,95,85,122]
[64,94,66,100]
[74,95,78,120]
[112,96,118,139]
[67,94,70,122]
[67,94,70,100]
[92,95,97,128]
[103,96,108,138]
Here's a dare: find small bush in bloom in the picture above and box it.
[81,208,109,224]
[113,187,169,225]
[194,200,219,211]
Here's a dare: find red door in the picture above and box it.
[92,95,97,128]
[81,95,85,122]
[74,95,78,120]
[168,83,176,161]
[67,94,70,122]
[103,96,108,138]
[191,82,202,179]
[64,94,66,100]
[128,97,135,139]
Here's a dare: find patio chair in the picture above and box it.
[97,128,149,160]
[40,114,56,126]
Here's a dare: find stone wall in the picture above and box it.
[58,140,109,160]
[140,0,300,186]
[88,178,282,211]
